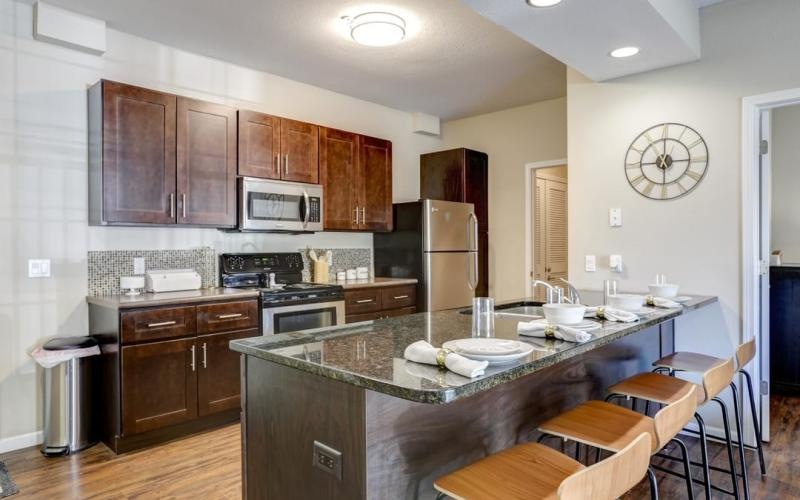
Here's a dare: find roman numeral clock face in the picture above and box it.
[625,123,709,200]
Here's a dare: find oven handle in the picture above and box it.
[302,189,311,228]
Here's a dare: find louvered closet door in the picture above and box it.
[533,178,547,301]
[544,179,568,290]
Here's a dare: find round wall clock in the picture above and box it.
[624,122,709,200]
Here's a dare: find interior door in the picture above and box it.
[533,177,547,301]
[532,173,568,300]
[177,97,237,227]
[238,110,281,179]
[758,109,771,440]
[280,118,319,184]
[320,127,358,230]
[358,135,392,232]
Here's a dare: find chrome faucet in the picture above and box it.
[558,278,582,305]
[531,280,565,304]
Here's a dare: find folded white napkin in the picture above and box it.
[646,296,682,308]
[403,340,489,378]
[585,306,639,323]
[517,321,592,343]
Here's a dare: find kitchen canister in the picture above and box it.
[336,270,347,281]
[346,269,357,280]
[356,267,369,279]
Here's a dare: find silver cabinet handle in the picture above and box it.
[361,207,366,224]
[147,320,177,328]
[217,313,243,320]
[353,207,359,225]
[181,193,187,219]
[393,295,409,300]
[284,154,289,176]
[190,345,196,372]
[356,299,374,304]
[202,342,207,369]
[169,193,175,218]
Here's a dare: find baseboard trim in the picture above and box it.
[0,431,43,455]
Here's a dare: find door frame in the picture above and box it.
[742,87,800,442]
[524,158,568,298]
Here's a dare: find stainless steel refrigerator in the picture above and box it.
[374,199,479,312]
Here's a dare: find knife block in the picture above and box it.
[313,262,329,284]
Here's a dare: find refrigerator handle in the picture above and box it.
[467,252,478,291]
[468,212,479,252]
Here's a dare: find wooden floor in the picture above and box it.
[2,396,799,499]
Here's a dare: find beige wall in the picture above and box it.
[441,97,568,300]
[568,0,800,429]
[771,104,800,263]
[0,0,443,449]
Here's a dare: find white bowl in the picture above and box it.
[542,303,587,325]
[648,283,680,298]
[607,294,645,312]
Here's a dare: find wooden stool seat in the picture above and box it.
[434,442,584,500]
[608,372,706,405]
[538,401,658,454]
[653,351,726,373]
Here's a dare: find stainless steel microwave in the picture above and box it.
[239,177,323,232]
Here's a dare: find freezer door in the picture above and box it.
[423,199,478,252]
[425,252,478,311]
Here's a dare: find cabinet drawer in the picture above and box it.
[346,306,416,324]
[121,306,196,344]
[380,286,416,310]
[197,300,259,334]
[345,289,382,314]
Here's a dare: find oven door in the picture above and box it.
[262,301,345,335]
[240,177,323,232]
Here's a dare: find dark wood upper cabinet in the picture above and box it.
[197,329,255,416]
[358,135,392,232]
[90,80,177,225]
[120,338,198,436]
[238,110,281,179]
[320,127,358,230]
[280,118,319,184]
[176,98,237,227]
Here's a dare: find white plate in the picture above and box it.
[672,296,692,303]
[443,340,535,365]
[525,319,601,332]
[446,338,524,356]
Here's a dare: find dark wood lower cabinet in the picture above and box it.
[198,329,257,416]
[344,284,417,323]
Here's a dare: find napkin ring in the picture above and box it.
[596,306,606,319]
[436,348,452,368]
[544,324,558,340]
[645,296,655,306]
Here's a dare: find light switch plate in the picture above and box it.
[28,259,51,278]
[609,255,623,273]
[609,208,622,227]
[133,257,145,275]
[585,255,597,272]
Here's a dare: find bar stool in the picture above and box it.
[607,358,743,499]
[433,432,652,500]
[654,339,765,476]
[536,384,698,500]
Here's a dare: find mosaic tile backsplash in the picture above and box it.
[299,248,372,282]
[88,248,217,296]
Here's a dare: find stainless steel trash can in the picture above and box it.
[41,336,98,456]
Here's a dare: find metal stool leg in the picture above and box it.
[435,493,447,500]
[672,438,695,500]
[647,466,660,500]
[741,369,767,475]
[713,397,742,500]
[730,383,751,500]
[695,413,712,499]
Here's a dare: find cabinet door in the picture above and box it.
[101,81,177,224]
[358,135,392,232]
[238,110,281,179]
[465,150,489,232]
[320,127,358,230]
[198,329,256,416]
[420,149,466,203]
[121,338,197,435]
[280,118,319,184]
[177,97,237,227]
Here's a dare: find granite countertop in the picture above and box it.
[332,277,418,289]
[231,293,717,404]
[87,287,260,309]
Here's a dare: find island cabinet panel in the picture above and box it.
[177,97,237,227]
[93,80,177,225]
[319,127,359,230]
[237,110,281,179]
[280,118,319,184]
[357,135,393,232]
[198,329,257,416]
[121,338,198,436]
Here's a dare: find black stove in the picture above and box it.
[220,253,343,305]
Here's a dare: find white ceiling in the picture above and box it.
[33,0,566,120]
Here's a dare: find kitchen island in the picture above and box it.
[231,294,716,499]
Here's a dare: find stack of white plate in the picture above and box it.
[442,338,534,365]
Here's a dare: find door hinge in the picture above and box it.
[760,380,769,395]
[758,260,769,276]
[760,139,769,155]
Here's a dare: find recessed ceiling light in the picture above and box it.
[610,46,640,58]
[344,12,406,47]
[526,0,563,7]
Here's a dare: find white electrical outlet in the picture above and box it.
[609,254,623,273]
[28,259,51,278]
[133,257,145,275]
[609,208,622,227]
[585,255,597,272]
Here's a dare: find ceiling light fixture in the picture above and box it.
[526,0,563,7]
[345,12,406,47]
[610,46,640,58]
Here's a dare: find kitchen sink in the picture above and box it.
[459,300,545,319]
